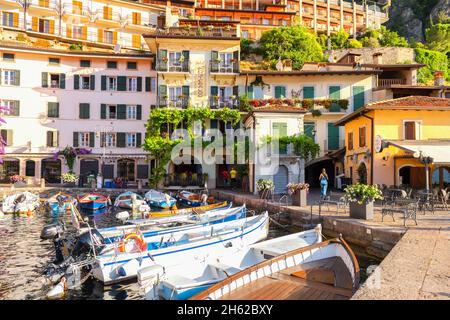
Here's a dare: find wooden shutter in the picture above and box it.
[233,50,239,73]
[6,130,13,146]
[103,6,111,20]
[101,75,106,90]
[73,132,79,147]
[327,123,340,150]
[132,34,141,48]
[158,49,167,71]
[89,132,95,147]
[303,86,314,99]
[275,86,285,98]
[12,101,20,116]
[158,84,167,96]
[116,132,126,148]
[136,133,142,147]
[117,104,127,119]
[136,105,142,120]
[90,75,95,90]
[74,75,80,90]
[348,132,353,150]
[79,103,90,119]
[211,51,218,72]
[66,25,72,38]
[49,20,55,34]
[353,86,365,111]
[405,122,416,140]
[112,31,118,44]
[304,122,315,138]
[97,29,103,43]
[14,70,20,86]
[13,13,19,28]
[48,102,59,118]
[145,77,151,92]
[32,17,38,32]
[359,127,366,147]
[137,77,142,92]
[329,86,341,112]
[81,26,87,40]
[182,85,190,97]
[117,76,127,91]
[101,104,107,119]
[42,72,48,87]
[182,50,190,61]
[59,73,66,89]
[47,131,53,147]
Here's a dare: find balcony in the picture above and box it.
[209,97,240,109]
[28,0,58,16]
[156,59,190,73]
[155,26,238,38]
[377,78,407,88]
[157,96,189,109]
[210,60,239,74]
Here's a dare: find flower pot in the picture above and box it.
[349,201,374,220]
[292,189,307,206]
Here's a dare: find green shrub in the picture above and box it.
[414,48,449,83]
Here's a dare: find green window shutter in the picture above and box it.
[42,72,48,87]
[159,84,167,96]
[233,50,239,73]
[329,86,341,112]
[275,86,285,98]
[353,86,365,111]
[304,122,315,139]
[90,75,95,90]
[89,132,95,147]
[210,119,218,129]
[233,85,239,96]
[136,105,142,120]
[158,49,168,71]
[74,75,80,90]
[101,104,106,119]
[137,77,142,92]
[273,122,287,154]
[210,86,218,96]
[182,50,189,61]
[303,86,314,99]
[117,104,127,119]
[117,76,127,91]
[47,131,53,147]
[211,51,218,72]
[327,123,340,150]
[136,133,142,147]
[116,132,126,148]
[182,85,190,97]
[73,132,78,147]
[47,102,59,118]
[101,76,106,90]
[59,73,65,89]
[79,103,90,119]
[145,77,151,92]
[14,70,20,86]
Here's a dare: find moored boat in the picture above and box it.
[114,191,146,210]
[145,189,177,209]
[141,201,229,219]
[46,193,77,213]
[2,191,40,214]
[78,192,109,211]
[139,225,323,300]
[190,237,360,300]
[176,190,202,207]
[91,212,270,284]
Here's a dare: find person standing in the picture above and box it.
[221,169,230,187]
[230,167,237,189]
[319,168,329,199]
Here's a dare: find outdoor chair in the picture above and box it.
[382,198,419,226]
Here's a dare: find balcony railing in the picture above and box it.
[29,0,58,10]
[156,59,190,73]
[155,26,238,38]
[157,96,189,109]
[209,97,240,109]
[210,60,239,74]
[377,78,407,87]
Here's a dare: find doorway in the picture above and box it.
[117,159,135,181]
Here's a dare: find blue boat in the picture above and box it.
[114,191,146,209]
[47,193,77,213]
[78,192,109,211]
[144,189,177,209]
[176,190,202,207]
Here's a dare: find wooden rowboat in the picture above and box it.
[143,201,229,219]
[190,237,360,300]
[78,192,109,211]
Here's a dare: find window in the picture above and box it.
[201,16,211,20]
[86,60,100,72]
[50,74,61,88]
[72,0,83,15]
[404,121,419,140]
[46,131,58,147]
[25,160,35,177]
[126,133,137,147]
[218,52,232,72]
[107,77,117,91]
[2,70,19,86]
[73,26,83,39]
[0,129,13,146]
[80,75,90,89]
[107,105,117,119]
[358,127,366,147]
[348,132,354,150]
[47,102,59,118]
[169,51,182,71]
[127,105,137,119]
[169,87,183,106]
[218,87,233,107]
[107,61,117,69]
[281,20,288,26]
[104,31,114,44]
[127,77,137,92]
[220,16,231,21]
[48,57,60,65]
[132,12,141,24]
[79,103,90,119]
[262,19,270,25]
[1,100,20,116]
[39,19,50,33]
[101,133,116,147]
[179,9,187,18]
[79,132,90,147]
[2,12,14,27]
[241,30,249,39]
[127,61,137,70]
[274,86,286,98]
[3,53,15,61]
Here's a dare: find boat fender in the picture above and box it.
[118,233,147,253]
[115,211,130,222]
[46,277,67,300]
[117,258,141,277]
[137,264,164,286]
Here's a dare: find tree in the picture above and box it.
[259,26,323,69]
[415,48,449,83]
[330,29,350,49]
[348,39,363,48]
[425,23,450,54]
[379,26,409,47]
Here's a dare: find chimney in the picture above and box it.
[373,52,383,65]
[434,71,444,86]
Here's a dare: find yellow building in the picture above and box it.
[334,96,450,190]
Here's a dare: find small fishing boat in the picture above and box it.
[176,190,202,207]
[97,204,246,245]
[114,191,146,210]
[78,192,109,211]
[2,191,40,214]
[145,189,177,209]
[143,201,229,219]
[90,212,269,284]
[139,225,323,300]
[46,193,77,213]
[190,237,359,300]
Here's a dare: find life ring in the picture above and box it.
[118,232,147,253]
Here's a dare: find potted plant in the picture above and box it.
[206,25,214,31]
[256,179,274,199]
[224,25,232,31]
[344,183,383,220]
[9,175,25,185]
[287,182,309,206]
[178,55,185,62]
[61,172,79,186]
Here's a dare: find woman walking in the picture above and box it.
[319,168,329,199]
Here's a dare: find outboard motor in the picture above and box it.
[71,228,106,258]
[41,223,65,240]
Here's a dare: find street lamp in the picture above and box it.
[413,150,434,193]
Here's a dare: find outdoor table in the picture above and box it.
[316,197,347,215]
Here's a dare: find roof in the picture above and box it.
[334,96,450,126]
[240,70,381,76]
[251,105,308,114]
[362,63,425,69]
[386,140,450,165]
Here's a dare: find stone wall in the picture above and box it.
[327,48,416,65]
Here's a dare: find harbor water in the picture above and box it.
[0,202,381,300]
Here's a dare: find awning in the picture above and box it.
[387,140,450,165]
